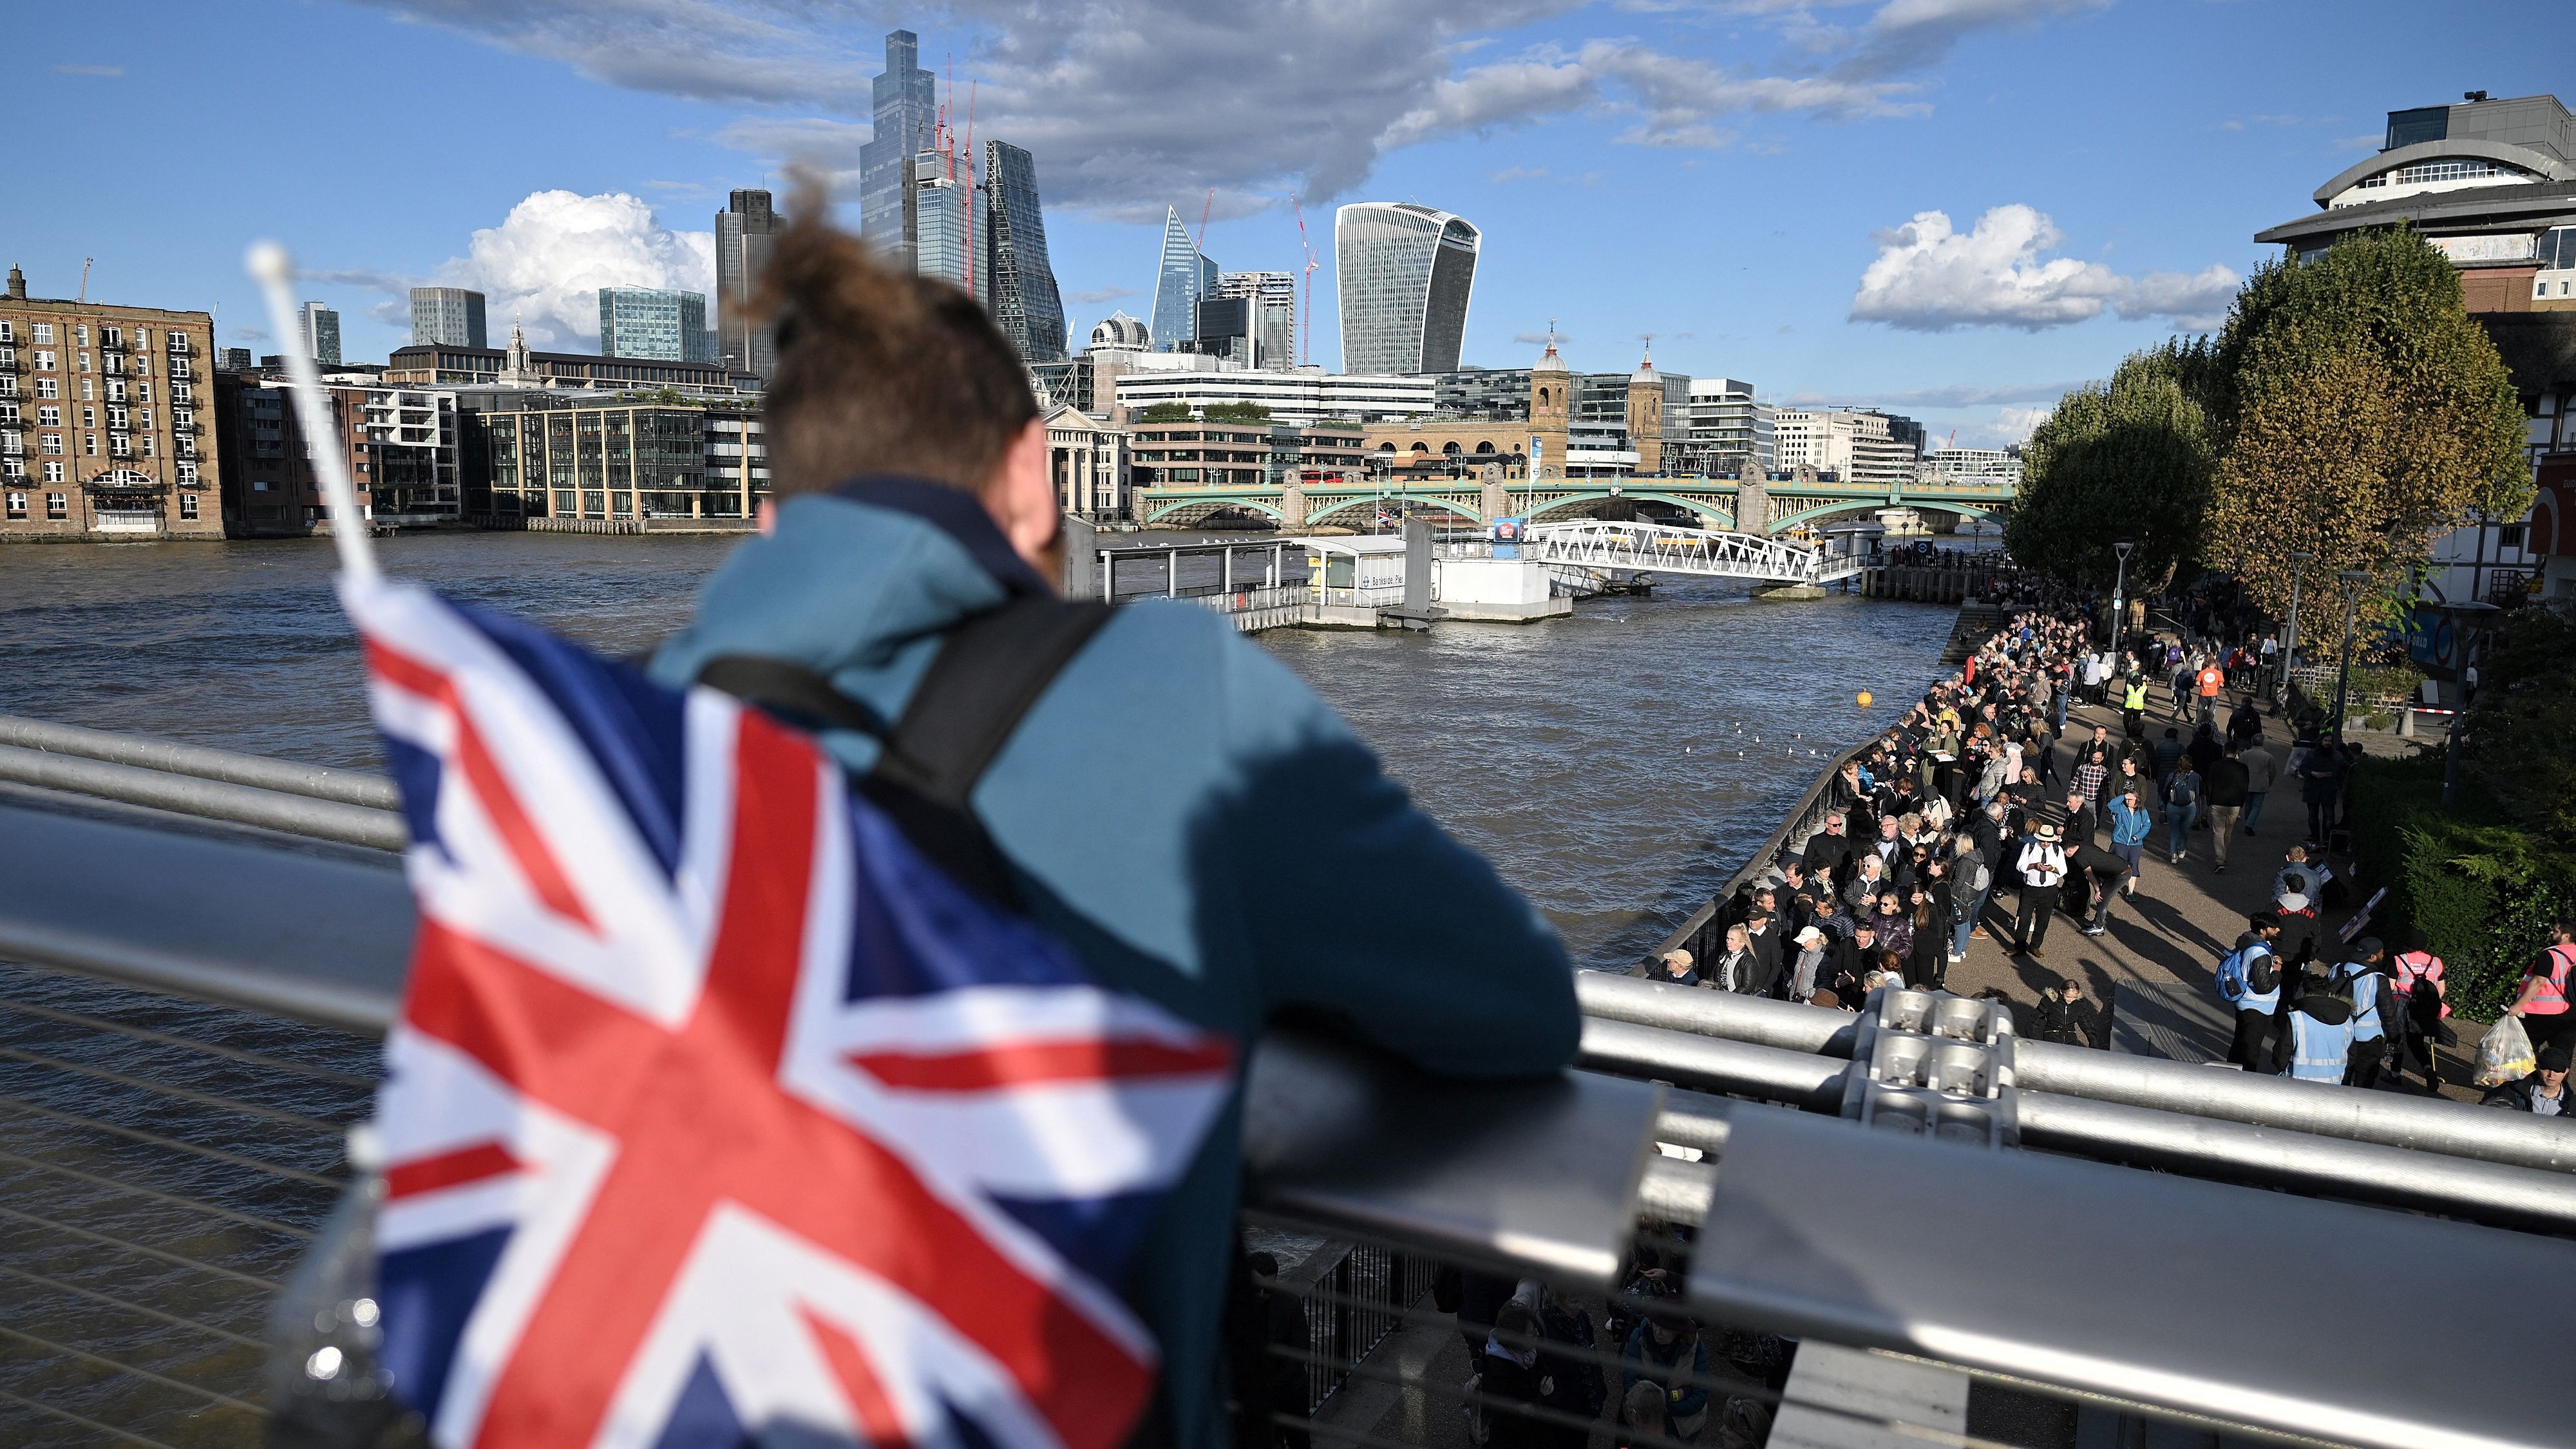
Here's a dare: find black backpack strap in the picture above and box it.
[694,655,895,740]
[869,598,1115,807]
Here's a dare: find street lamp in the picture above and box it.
[2277,550,2314,707]
[2108,538,2134,652]
[2327,569,2371,739]
[2432,600,2501,807]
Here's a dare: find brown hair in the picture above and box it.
[754,176,1039,497]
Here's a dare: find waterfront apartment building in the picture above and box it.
[299,302,342,368]
[985,141,1066,364]
[1336,202,1479,375]
[1150,208,1217,354]
[715,189,781,379]
[214,374,459,534]
[858,30,938,269]
[1773,408,1920,487]
[1112,368,1433,424]
[475,393,765,524]
[0,267,221,541]
[1921,446,2023,489]
[410,287,488,348]
[598,288,714,364]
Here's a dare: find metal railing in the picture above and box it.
[6,749,2576,1448]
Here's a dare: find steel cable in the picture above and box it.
[0,1148,317,1240]
[0,1323,265,1417]
[0,1204,281,1291]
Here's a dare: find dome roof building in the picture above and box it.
[1088,311,1151,352]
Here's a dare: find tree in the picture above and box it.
[2466,600,2576,849]
[1204,401,1271,422]
[2202,229,2529,619]
[1136,401,1195,423]
[2005,341,2214,591]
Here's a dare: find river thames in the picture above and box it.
[0,533,1953,970]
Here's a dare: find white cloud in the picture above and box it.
[436,191,715,348]
[1990,403,2052,442]
[1850,204,2239,332]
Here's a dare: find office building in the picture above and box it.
[1113,368,1432,425]
[1193,296,1253,366]
[859,30,939,269]
[1214,272,1296,368]
[1684,377,1773,476]
[1150,208,1217,353]
[474,392,765,524]
[1128,416,1367,491]
[715,189,781,379]
[2255,90,2576,605]
[218,347,255,374]
[216,375,458,534]
[386,336,748,393]
[1334,202,1480,375]
[983,140,1066,364]
[0,269,222,540]
[1431,367,1532,421]
[1043,405,1130,519]
[1921,447,2023,489]
[410,287,488,349]
[913,151,988,298]
[298,302,341,367]
[598,288,712,364]
[1772,408,1920,487]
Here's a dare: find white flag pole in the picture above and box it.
[245,242,380,583]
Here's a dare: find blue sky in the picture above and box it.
[10,1,2563,445]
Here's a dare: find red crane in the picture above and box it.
[1195,187,1215,258]
[1293,194,1318,368]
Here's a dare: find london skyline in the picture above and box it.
[6,1,2562,446]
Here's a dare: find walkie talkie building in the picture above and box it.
[1334,202,1479,375]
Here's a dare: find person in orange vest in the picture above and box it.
[2194,659,2226,728]
[2503,920,2576,1063]
[2387,927,2450,1090]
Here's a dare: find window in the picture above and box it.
[0,322,12,342]
[175,460,196,485]
[106,379,126,402]
[80,408,94,430]
[4,492,21,518]
[170,357,192,377]
[104,352,122,375]
[132,354,149,376]
[35,379,56,399]
[75,326,89,346]
[100,327,120,348]
[171,383,191,404]
[179,493,198,520]
[42,461,62,483]
[138,408,151,429]
[33,351,54,371]
[80,380,93,400]
[37,406,58,426]
[40,434,59,454]
[2501,523,2526,549]
[83,434,98,456]
[32,324,53,344]
[78,353,91,372]
[45,492,66,518]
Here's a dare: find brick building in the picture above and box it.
[213,375,461,535]
[0,265,220,541]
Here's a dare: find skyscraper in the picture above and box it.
[298,301,341,366]
[1334,202,1480,375]
[983,140,1066,363]
[715,189,779,379]
[1149,208,1217,354]
[858,31,938,269]
[913,151,988,299]
[598,288,712,363]
[409,287,487,348]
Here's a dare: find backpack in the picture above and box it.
[2215,943,2268,1004]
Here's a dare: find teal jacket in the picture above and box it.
[651,485,1578,1449]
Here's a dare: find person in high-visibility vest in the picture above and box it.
[2280,957,2357,1083]
[2215,913,2285,1071]
[2331,938,2392,1089]
[2121,676,2149,743]
[2503,920,2576,1062]
[2388,927,2448,1090]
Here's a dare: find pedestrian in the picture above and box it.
[2121,674,2149,741]
[2107,785,2151,901]
[2195,657,2225,727]
[2163,757,2202,865]
[1707,925,1754,994]
[1869,890,1914,963]
[2034,977,2103,1046]
[1616,1383,1668,1449]
[1909,880,1951,990]
[2481,1044,2571,1115]
[2216,913,2286,1070]
[2502,920,2576,1061]
[2297,740,2344,851]
[2071,838,2130,937]
[1742,907,1785,996]
[2201,741,2249,873]
[2330,938,2394,1088]
[2389,928,2449,1090]
[1481,1300,1551,1449]
[1532,1285,1605,1449]
[1785,925,1830,1005]
[2152,727,2186,803]
[2279,959,2356,1083]
[1621,1287,1710,1444]
[645,193,1578,1437]
[2239,734,2277,836]
[2013,821,2070,960]
[1946,836,1987,965]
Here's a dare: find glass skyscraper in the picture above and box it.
[298,302,341,366]
[983,140,1066,363]
[912,151,988,301]
[1149,208,1217,353]
[859,31,938,268]
[715,189,779,379]
[598,288,712,363]
[1334,202,1480,375]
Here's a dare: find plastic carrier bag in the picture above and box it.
[2474,1015,2537,1089]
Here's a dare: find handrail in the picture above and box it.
[0,713,394,810]
[6,792,2576,1449]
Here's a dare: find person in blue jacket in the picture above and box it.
[649,187,1577,1449]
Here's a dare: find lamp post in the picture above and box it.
[2108,538,2134,652]
[2327,569,2370,739]
[2277,550,2314,706]
[2434,600,2500,807]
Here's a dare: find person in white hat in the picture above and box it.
[2014,821,2070,960]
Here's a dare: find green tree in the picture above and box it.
[2203,229,2529,619]
[2466,600,2576,848]
[1135,401,1195,423]
[1203,401,1271,422]
[2006,340,2215,591]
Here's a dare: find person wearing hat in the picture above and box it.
[2012,820,2070,960]
[2481,1043,2571,1115]
[1651,948,1700,989]
[1785,925,1830,1005]
[2216,913,2286,1071]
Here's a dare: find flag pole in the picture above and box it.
[246,242,380,583]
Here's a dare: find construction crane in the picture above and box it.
[1293,196,1318,368]
[1195,187,1215,259]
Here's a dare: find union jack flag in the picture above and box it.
[343,576,1237,1449]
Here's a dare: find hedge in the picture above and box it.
[2345,752,2576,1019]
